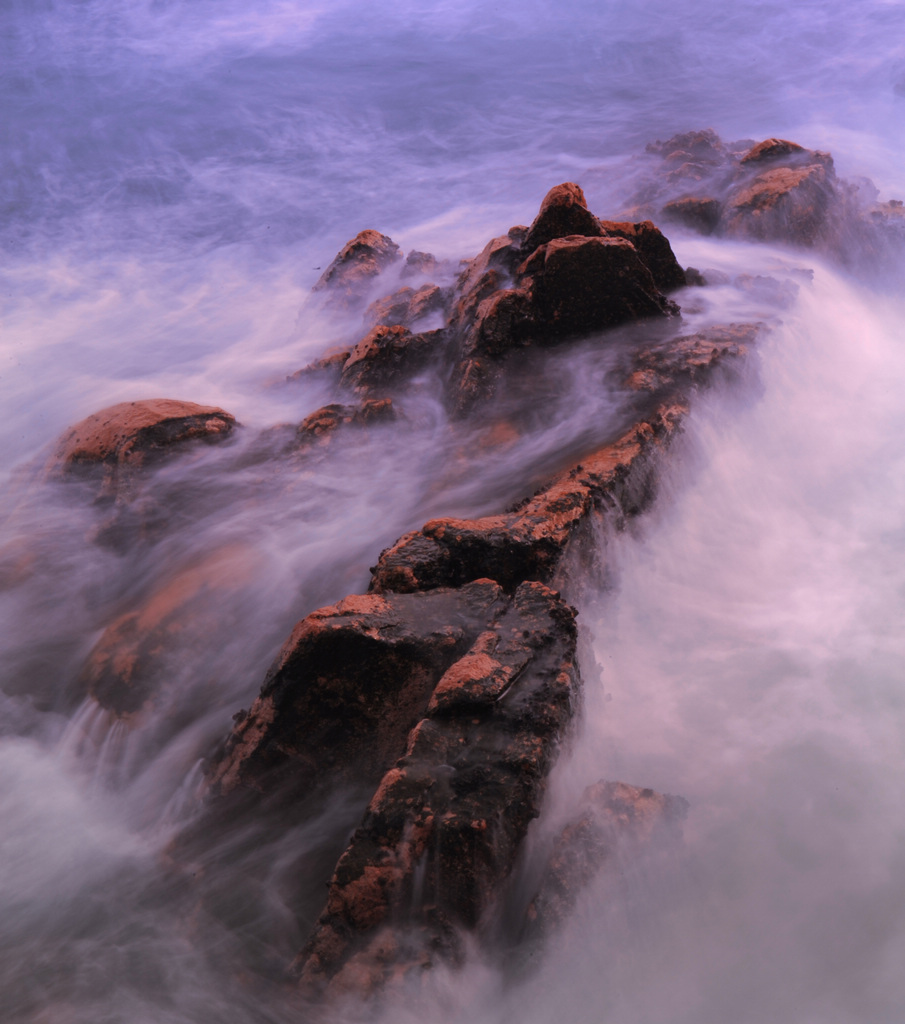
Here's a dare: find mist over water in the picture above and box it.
[2,1,905,1021]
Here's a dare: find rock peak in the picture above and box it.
[523,181,604,254]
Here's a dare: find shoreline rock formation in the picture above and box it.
[51,149,805,1005]
[177,182,759,1000]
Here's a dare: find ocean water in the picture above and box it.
[2,1,905,1021]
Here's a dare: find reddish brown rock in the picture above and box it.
[294,399,397,449]
[371,400,687,595]
[522,182,604,254]
[205,581,509,802]
[739,137,807,164]
[312,230,402,311]
[339,324,446,396]
[293,581,578,995]
[721,163,835,245]
[522,780,688,944]
[365,283,447,328]
[53,399,236,473]
[599,219,687,291]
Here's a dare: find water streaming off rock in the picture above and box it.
[2,1,905,1021]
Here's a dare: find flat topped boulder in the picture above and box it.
[53,399,236,472]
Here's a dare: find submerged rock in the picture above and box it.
[77,546,257,718]
[295,399,397,448]
[522,780,688,947]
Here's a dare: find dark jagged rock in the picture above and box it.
[598,220,687,291]
[522,182,604,254]
[339,325,447,396]
[365,283,447,328]
[292,581,578,996]
[312,230,402,312]
[522,780,688,946]
[50,399,237,500]
[441,186,684,414]
[519,235,679,337]
[205,582,510,802]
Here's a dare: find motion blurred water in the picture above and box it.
[2,1,905,1021]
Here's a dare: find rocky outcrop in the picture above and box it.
[168,180,764,1002]
[50,399,237,500]
[292,581,577,996]
[441,185,685,414]
[372,323,757,596]
[292,184,687,415]
[194,314,755,999]
[369,402,685,596]
[636,129,899,263]
[311,230,402,312]
[339,325,446,396]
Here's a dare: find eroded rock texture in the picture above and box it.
[311,230,402,312]
[636,128,904,269]
[52,399,236,480]
[166,179,761,1002]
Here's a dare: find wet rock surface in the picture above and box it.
[636,128,901,267]
[53,168,772,1003]
[293,582,578,996]
[52,399,236,483]
[311,230,402,311]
